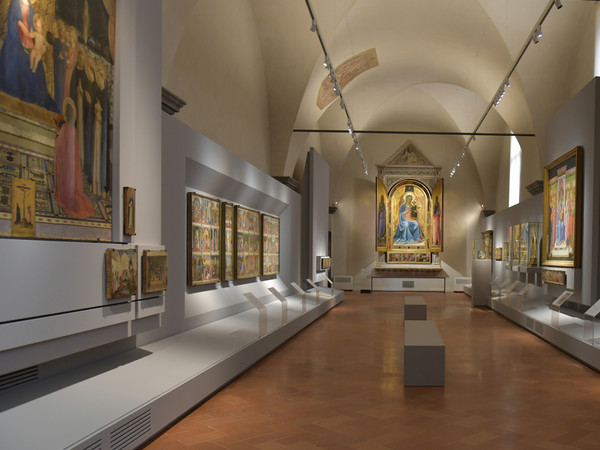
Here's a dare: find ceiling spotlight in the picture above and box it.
[555,0,562,9]
[532,31,540,44]
[310,19,317,32]
[340,99,346,110]
[536,26,542,38]
[507,77,511,87]
[472,136,476,141]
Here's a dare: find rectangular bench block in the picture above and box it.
[404,296,427,320]
[404,320,445,386]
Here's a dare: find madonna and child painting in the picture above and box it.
[0,0,115,241]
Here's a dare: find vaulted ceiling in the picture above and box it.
[163,0,596,211]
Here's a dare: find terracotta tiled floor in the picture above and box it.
[143,292,600,449]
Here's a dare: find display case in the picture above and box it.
[512,224,521,265]
[482,230,493,259]
[472,239,489,260]
[505,225,513,267]
[519,222,542,267]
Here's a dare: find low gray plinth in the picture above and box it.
[404,320,445,386]
[404,295,427,320]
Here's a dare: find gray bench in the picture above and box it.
[404,295,427,320]
[404,320,445,386]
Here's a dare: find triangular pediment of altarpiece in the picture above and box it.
[380,141,435,168]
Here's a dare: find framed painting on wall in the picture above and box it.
[142,250,167,293]
[187,192,221,285]
[387,179,431,253]
[123,187,135,235]
[106,248,138,299]
[0,0,116,241]
[221,202,234,281]
[494,247,502,261]
[542,146,582,267]
[235,205,261,279]
[262,213,280,276]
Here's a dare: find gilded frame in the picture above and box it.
[235,205,261,279]
[542,146,582,268]
[261,213,280,276]
[187,192,221,285]
[142,250,168,293]
[106,248,138,299]
[221,202,235,281]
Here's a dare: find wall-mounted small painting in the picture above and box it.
[262,213,279,276]
[187,192,220,285]
[542,146,582,267]
[123,187,135,235]
[494,247,502,261]
[106,248,138,299]
[142,250,167,294]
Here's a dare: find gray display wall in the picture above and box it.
[301,148,330,289]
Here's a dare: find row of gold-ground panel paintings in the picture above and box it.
[186,192,280,286]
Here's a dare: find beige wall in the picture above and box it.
[331,133,485,291]
[162,0,271,173]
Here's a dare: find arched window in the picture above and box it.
[509,135,521,207]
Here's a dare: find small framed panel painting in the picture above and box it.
[262,213,280,276]
[123,187,136,235]
[387,251,431,264]
[142,250,168,293]
[11,177,36,237]
[187,192,221,285]
[542,146,582,267]
[106,248,138,299]
[541,269,566,285]
[494,247,502,261]
[235,205,261,279]
[221,202,234,281]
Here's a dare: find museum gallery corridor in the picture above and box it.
[144,292,600,450]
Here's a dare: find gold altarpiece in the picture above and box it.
[375,141,444,274]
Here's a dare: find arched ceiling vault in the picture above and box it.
[164,0,596,209]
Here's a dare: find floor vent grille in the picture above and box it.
[110,409,151,450]
[82,439,102,450]
[526,318,534,330]
[0,366,38,392]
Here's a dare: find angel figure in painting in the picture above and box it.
[393,194,423,245]
[377,195,386,239]
[432,195,441,246]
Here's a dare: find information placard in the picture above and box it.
[291,282,306,295]
[552,290,574,308]
[243,292,266,311]
[585,299,600,319]
[506,281,520,292]
[518,284,533,296]
[268,287,287,303]
[306,279,318,290]
[498,279,511,288]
